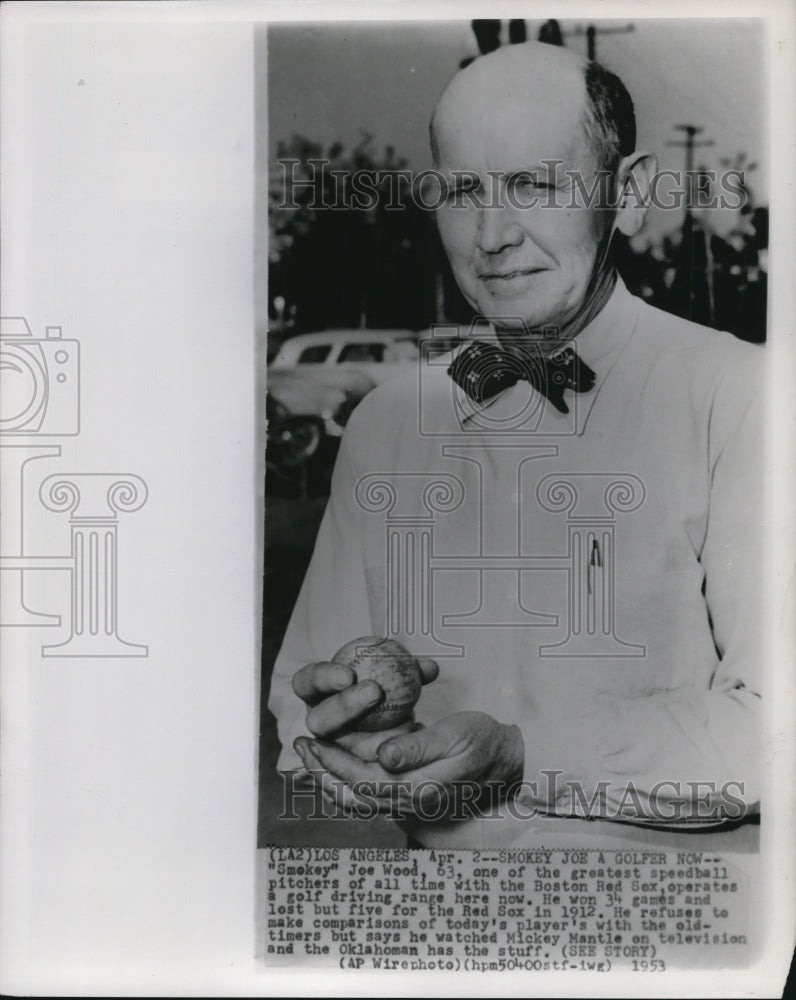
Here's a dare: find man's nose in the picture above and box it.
[476,207,524,255]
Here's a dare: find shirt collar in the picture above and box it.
[456,274,639,436]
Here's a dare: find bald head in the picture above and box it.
[439,39,588,108]
[430,41,635,175]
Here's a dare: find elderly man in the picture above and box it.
[268,41,762,846]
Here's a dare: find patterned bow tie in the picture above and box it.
[447,340,596,414]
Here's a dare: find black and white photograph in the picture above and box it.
[259,19,767,846]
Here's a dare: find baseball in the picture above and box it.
[332,635,423,731]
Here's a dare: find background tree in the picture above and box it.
[269,134,438,335]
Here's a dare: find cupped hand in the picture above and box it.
[294,711,524,820]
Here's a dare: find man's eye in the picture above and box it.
[512,174,553,190]
[445,181,481,201]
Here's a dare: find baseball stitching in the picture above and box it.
[347,638,417,716]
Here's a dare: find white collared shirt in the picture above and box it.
[268,278,764,844]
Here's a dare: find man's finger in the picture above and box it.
[375,722,463,773]
[305,680,384,737]
[308,739,390,786]
[294,739,354,813]
[417,657,440,685]
[308,740,416,815]
[298,741,402,815]
[336,720,419,761]
[309,738,472,819]
[311,761,358,815]
[292,661,354,705]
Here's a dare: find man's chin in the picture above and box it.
[473,290,563,335]
[481,306,559,336]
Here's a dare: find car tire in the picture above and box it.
[285,416,324,459]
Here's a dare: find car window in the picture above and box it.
[338,342,385,363]
[297,344,332,364]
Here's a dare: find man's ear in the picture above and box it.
[613,150,657,238]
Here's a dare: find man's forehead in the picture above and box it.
[432,42,591,169]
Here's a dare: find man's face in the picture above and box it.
[432,53,616,332]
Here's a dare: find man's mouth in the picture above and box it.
[479,267,545,281]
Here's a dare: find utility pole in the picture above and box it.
[666,125,716,326]
[666,124,714,209]
[567,22,634,61]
